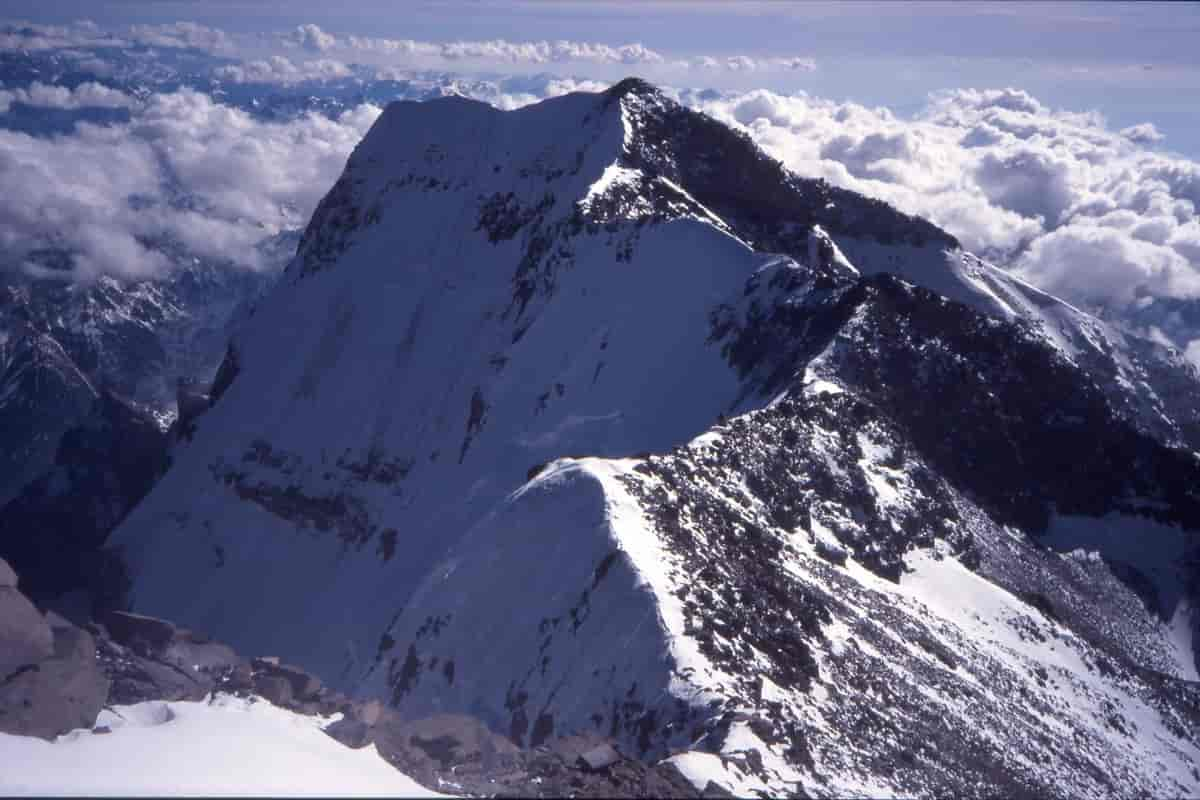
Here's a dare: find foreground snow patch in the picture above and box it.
[0,694,446,798]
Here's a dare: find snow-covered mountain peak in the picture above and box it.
[108,79,1200,797]
[291,78,962,288]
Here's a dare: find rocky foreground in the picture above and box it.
[0,556,725,797]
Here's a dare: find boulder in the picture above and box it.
[0,613,109,740]
[324,716,373,749]
[0,584,54,679]
[700,778,736,798]
[357,698,384,726]
[222,663,255,693]
[253,674,294,708]
[163,637,242,675]
[374,712,521,785]
[577,742,622,772]
[253,660,322,703]
[107,656,208,705]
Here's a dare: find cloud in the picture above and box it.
[0,124,165,279]
[2,18,817,82]
[0,81,137,113]
[1186,339,1200,369]
[128,21,233,53]
[973,147,1077,226]
[691,55,816,72]
[286,23,336,53]
[268,23,812,74]
[684,85,1200,335]
[341,31,669,66]
[0,19,121,51]
[0,19,235,55]
[1120,122,1164,144]
[1016,221,1200,306]
[214,56,352,84]
[0,89,379,281]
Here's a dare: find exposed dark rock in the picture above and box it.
[371,711,702,798]
[92,610,244,706]
[255,660,323,702]
[358,699,384,726]
[209,343,241,404]
[101,610,177,654]
[175,379,213,434]
[577,741,622,772]
[102,648,209,705]
[0,557,17,587]
[700,780,736,798]
[0,391,169,613]
[324,716,373,749]
[252,674,294,708]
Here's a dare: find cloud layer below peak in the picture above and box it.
[688,86,1200,312]
[1,18,1198,362]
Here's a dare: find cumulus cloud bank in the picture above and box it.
[688,87,1200,316]
[317,24,815,73]
[0,19,233,54]
[0,91,380,280]
[0,81,136,113]
[127,21,234,53]
[214,56,353,85]
[0,19,816,77]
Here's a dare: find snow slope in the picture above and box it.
[0,694,444,797]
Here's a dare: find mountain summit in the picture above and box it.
[110,80,1200,797]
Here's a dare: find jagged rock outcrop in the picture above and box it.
[0,558,109,740]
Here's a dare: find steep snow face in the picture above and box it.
[109,81,1200,797]
[111,86,772,684]
[0,694,444,797]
